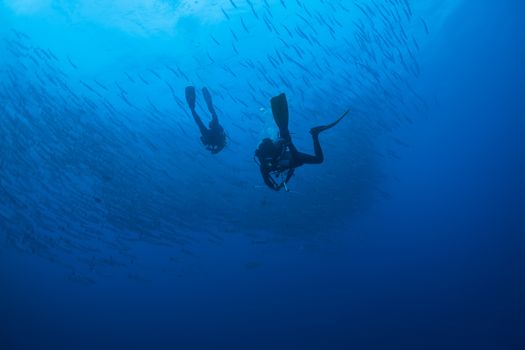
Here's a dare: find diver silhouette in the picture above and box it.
[185,86,226,154]
[255,93,348,191]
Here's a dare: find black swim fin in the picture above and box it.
[202,87,216,114]
[310,109,349,136]
[271,93,289,138]
[185,86,196,110]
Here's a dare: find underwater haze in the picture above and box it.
[1,0,524,349]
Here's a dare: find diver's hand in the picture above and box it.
[275,182,289,192]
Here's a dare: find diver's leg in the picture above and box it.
[299,112,347,164]
[311,134,324,163]
[202,87,218,121]
[185,86,208,136]
[293,134,324,165]
[185,86,196,110]
[191,109,209,136]
[271,93,290,140]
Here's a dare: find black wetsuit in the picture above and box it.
[190,106,225,154]
[259,131,324,191]
[259,93,325,191]
[186,86,226,154]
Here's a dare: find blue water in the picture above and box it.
[1,1,524,349]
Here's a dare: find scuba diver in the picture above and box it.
[185,86,226,154]
[255,93,348,191]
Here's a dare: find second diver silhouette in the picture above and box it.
[185,86,227,154]
[255,93,348,191]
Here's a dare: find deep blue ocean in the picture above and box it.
[1,1,524,349]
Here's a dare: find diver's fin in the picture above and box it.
[185,86,196,110]
[202,87,215,114]
[310,109,349,136]
[271,93,289,137]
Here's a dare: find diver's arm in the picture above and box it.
[260,167,280,191]
[283,168,295,186]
